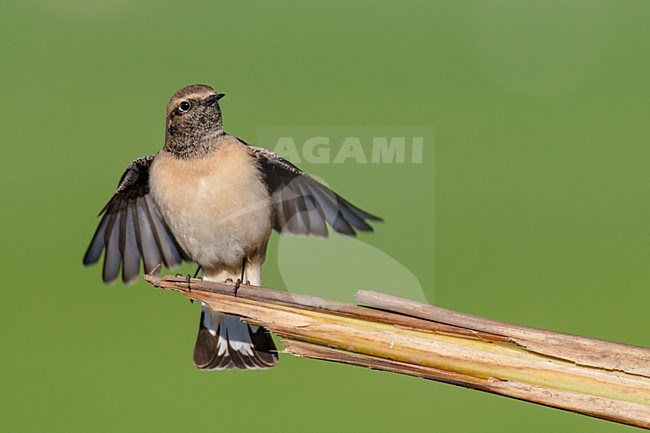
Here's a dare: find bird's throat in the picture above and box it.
[164,128,224,160]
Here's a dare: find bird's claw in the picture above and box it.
[233,279,241,296]
[185,274,194,303]
[224,278,244,296]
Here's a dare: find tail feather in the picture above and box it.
[193,304,278,370]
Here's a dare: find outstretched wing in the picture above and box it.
[83,155,188,284]
[249,146,382,237]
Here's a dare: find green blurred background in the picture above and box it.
[1,1,648,432]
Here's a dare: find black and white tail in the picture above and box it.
[193,304,278,370]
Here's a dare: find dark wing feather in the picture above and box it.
[83,155,188,284]
[248,145,382,237]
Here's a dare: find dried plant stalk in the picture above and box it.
[145,275,650,429]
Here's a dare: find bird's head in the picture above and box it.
[164,84,225,158]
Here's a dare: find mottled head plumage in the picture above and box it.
[164,84,226,159]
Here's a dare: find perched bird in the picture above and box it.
[83,84,381,370]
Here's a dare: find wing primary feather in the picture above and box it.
[268,182,288,231]
[102,209,122,283]
[102,200,120,246]
[293,184,311,235]
[279,186,301,234]
[314,182,374,232]
[144,195,182,269]
[301,183,335,223]
[308,181,371,231]
[135,196,162,273]
[122,203,141,284]
[118,199,128,263]
[337,201,373,232]
[294,182,328,237]
[142,195,170,267]
[83,212,109,265]
[342,200,383,222]
[130,198,143,256]
[303,182,355,235]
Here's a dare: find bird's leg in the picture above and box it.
[239,256,246,282]
[185,273,193,304]
[178,266,201,305]
[233,256,247,297]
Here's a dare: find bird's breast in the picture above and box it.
[149,144,272,268]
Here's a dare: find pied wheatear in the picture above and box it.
[83,84,381,370]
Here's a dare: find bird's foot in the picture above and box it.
[185,274,194,304]
[233,279,241,297]
[174,273,194,303]
[224,278,241,296]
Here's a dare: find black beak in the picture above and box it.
[206,93,225,105]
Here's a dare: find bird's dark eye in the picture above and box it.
[179,101,191,112]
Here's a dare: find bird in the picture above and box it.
[83,84,382,370]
